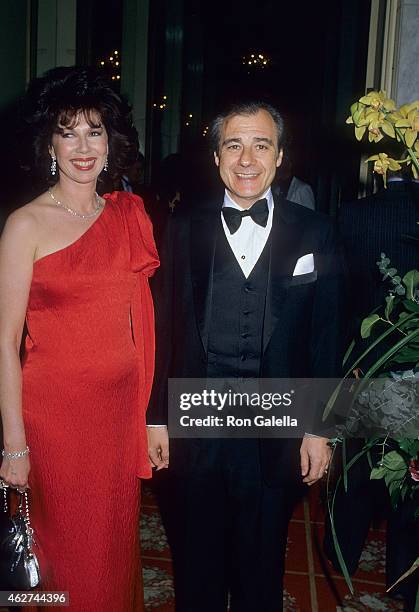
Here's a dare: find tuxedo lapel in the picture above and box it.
[263,196,305,352]
[189,195,307,355]
[190,205,220,353]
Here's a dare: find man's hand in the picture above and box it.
[147,426,169,470]
[300,436,331,485]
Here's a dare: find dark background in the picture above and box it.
[0,0,373,218]
[146,0,372,211]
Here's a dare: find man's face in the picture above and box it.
[214,109,283,209]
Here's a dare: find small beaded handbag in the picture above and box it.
[0,482,41,589]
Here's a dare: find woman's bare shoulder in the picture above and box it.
[5,193,51,229]
[2,193,52,245]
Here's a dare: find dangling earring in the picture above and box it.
[50,155,57,176]
[103,156,108,172]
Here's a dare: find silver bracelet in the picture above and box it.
[2,446,30,460]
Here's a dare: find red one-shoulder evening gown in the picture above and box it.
[21,192,159,611]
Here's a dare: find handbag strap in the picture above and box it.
[1,484,34,548]
[21,491,34,547]
[2,482,7,513]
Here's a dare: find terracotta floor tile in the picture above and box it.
[291,494,305,521]
[286,520,309,573]
[283,573,313,611]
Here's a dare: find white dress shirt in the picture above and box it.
[221,188,274,278]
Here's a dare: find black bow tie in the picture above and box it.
[222,198,269,234]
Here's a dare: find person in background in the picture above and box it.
[273,151,315,210]
[150,153,186,248]
[120,155,145,193]
[0,67,159,611]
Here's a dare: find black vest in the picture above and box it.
[207,223,270,378]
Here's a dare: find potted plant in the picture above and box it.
[324,91,419,605]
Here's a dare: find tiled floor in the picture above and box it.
[0,485,404,612]
[141,484,405,611]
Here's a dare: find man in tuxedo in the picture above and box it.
[147,102,344,612]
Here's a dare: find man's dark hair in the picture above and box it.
[21,66,139,184]
[209,101,285,154]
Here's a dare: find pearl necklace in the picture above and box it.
[48,188,103,220]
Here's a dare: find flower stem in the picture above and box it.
[394,126,419,174]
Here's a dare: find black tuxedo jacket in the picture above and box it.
[148,193,345,485]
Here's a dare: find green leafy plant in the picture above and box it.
[324,261,419,595]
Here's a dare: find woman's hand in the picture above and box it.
[0,455,30,490]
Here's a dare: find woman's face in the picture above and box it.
[50,110,108,185]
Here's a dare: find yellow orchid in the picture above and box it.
[346,102,365,131]
[347,93,419,182]
[366,153,401,186]
[346,102,364,123]
[399,100,419,116]
[347,103,395,142]
[346,104,369,140]
[364,109,389,143]
[391,101,419,148]
[359,90,396,112]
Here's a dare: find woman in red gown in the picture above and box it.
[0,67,159,610]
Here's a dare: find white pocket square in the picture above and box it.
[292,253,314,276]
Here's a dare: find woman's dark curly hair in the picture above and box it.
[22,66,139,184]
